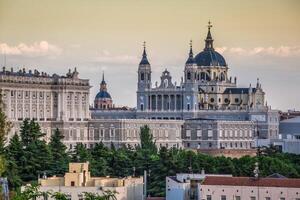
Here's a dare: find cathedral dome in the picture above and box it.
[195,21,227,67]
[95,90,111,99]
[194,50,226,66]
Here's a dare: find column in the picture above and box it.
[50,91,53,119]
[168,95,171,111]
[162,95,164,111]
[174,94,177,111]
[7,90,11,119]
[14,91,17,120]
[22,90,25,119]
[79,92,82,120]
[149,95,152,111]
[155,95,158,111]
[72,92,75,120]
[43,91,46,120]
[29,90,32,119]
[57,91,62,120]
[84,92,89,119]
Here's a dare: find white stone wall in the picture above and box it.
[199,184,300,200]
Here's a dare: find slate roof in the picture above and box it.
[223,88,256,94]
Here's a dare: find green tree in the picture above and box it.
[0,91,11,154]
[5,134,24,189]
[51,191,69,200]
[139,125,157,153]
[11,184,43,200]
[48,128,69,175]
[84,190,117,200]
[19,119,52,182]
[90,143,110,176]
[72,143,91,162]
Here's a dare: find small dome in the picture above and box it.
[95,91,111,99]
[194,50,226,66]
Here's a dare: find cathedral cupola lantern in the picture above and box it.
[205,21,214,50]
[94,72,113,110]
[185,40,195,65]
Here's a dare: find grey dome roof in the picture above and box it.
[195,21,227,67]
[194,50,226,66]
[95,91,111,99]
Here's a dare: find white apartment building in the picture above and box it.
[199,176,300,200]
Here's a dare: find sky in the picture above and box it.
[0,0,300,111]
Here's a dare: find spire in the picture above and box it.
[101,71,106,84]
[139,41,150,65]
[186,40,195,64]
[100,71,107,91]
[204,20,214,50]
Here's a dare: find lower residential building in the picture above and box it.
[37,162,143,200]
[199,176,300,200]
[166,172,232,200]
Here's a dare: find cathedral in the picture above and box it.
[137,22,266,118]
[0,22,279,151]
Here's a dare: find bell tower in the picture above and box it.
[137,42,151,111]
[137,42,151,91]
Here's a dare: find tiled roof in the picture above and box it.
[146,198,165,200]
[202,176,300,188]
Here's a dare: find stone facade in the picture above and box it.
[182,119,255,150]
[0,67,90,141]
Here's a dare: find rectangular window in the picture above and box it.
[265,197,270,200]
[235,196,241,200]
[279,198,285,200]
[219,130,223,137]
[250,197,256,200]
[208,130,213,138]
[207,195,212,200]
[197,130,202,137]
[221,195,226,200]
[186,130,191,137]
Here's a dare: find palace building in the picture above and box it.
[0,22,279,152]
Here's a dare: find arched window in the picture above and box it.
[187,103,190,111]
[141,73,144,81]
[200,72,205,80]
[140,104,144,111]
[220,73,225,81]
[187,72,191,80]
[163,79,168,88]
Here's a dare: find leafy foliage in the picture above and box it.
[4,123,300,198]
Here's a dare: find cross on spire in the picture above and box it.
[208,20,212,30]
[139,41,150,65]
[204,20,214,50]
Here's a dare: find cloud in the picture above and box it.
[0,41,62,57]
[94,50,139,64]
[215,46,300,57]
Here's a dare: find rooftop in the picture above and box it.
[202,176,300,188]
